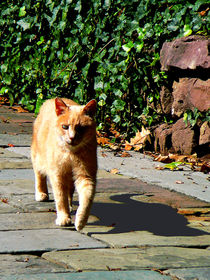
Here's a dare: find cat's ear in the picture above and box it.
[83,99,97,117]
[55,98,67,116]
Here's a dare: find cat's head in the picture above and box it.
[55,98,97,149]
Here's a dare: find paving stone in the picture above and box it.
[0,212,56,230]
[88,228,210,248]
[164,268,210,280]
[42,247,210,271]
[0,134,32,147]
[0,270,171,280]
[0,179,34,195]
[0,200,19,213]
[98,148,210,203]
[87,193,210,237]
[0,228,107,254]
[0,161,32,169]
[0,148,28,159]
[0,212,98,231]
[0,168,34,180]
[0,254,72,276]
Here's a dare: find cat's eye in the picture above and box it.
[62,124,69,130]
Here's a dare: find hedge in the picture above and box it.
[0,0,209,136]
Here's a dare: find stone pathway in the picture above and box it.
[0,105,210,279]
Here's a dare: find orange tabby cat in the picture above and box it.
[31,97,97,231]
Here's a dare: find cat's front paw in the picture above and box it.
[56,215,71,226]
[35,192,49,202]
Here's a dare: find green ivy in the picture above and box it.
[0,0,209,135]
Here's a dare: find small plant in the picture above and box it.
[184,108,210,127]
[0,0,208,136]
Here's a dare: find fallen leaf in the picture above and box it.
[120,151,132,157]
[11,106,28,113]
[0,116,10,123]
[110,168,119,174]
[101,151,107,157]
[200,163,210,174]
[8,143,15,147]
[155,166,165,170]
[97,136,110,146]
[0,198,8,203]
[154,154,173,163]
[177,208,210,215]
[198,7,209,16]
[163,161,183,171]
[124,143,132,151]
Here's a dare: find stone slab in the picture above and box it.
[0,270,171,280]
[42,247,210,271]
[0,179,34,195]
[98,148,210,203]
[0,147,28,159]
[87,192,210,236]
[0,254,72,276]
[0,228,107,254]
[0,168,34,180]
[165,268,210,280]
[88,229,210,248]
[6,147,31,158]
[0,212,56,230]
[0,199,20,213]
[0,134,32,147]
[0,160,32,169]
[0,212,98,231]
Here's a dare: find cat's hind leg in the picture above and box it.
[34,170,49,202]
[75,178,95,231]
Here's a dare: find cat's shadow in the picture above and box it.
[78,194,209,237]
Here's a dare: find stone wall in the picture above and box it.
[154,35,210,156]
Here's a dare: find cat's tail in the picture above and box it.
[75,179,96,231]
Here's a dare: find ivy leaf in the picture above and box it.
[19,6,26,17]
[113,115,121,123]
[17,19,30,30]
[122,41,134,53]
[183,24,192,37]
[113,99,126,111]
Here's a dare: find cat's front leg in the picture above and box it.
[75,178,96,231]
[50,175,71,226]
[34,171,49,202]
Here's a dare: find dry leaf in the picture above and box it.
[120,151,132,157]
[0,198,8,204]
[11,106,28,113]
[200,163,210,173]
[101,151,107,157]
[126,126,151,151]
[97,136,110,146]
[8,143,15,147]
[110,168,119,174]
[124,142,132,151]
[155,166,164,170]
[198,7,209,16]
[154,154,173,163]
[175,180,184,184]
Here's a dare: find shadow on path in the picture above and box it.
[87,194,209,237]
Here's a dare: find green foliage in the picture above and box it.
[184,108,210,127]
[0,0,209,135]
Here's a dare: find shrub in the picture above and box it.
[0,0,209,135]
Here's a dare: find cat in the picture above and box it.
[31,97,97,231]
